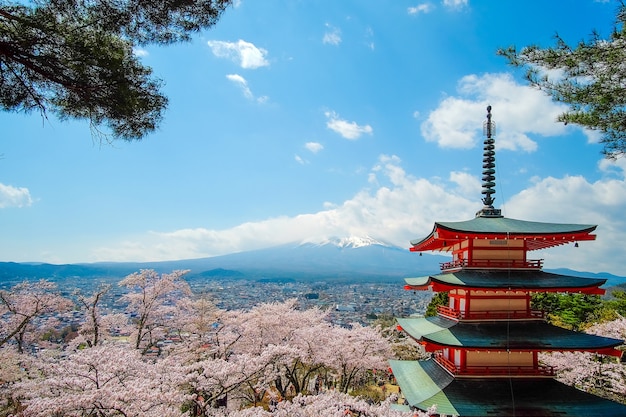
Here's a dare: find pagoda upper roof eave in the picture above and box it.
[396,316,624,355]
[405,282,606,295]
[403,271,607,295]
[410,217,597,252]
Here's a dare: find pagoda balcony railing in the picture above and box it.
[440,259,543,271]
[434,353,555,378]
[437,305,545,321]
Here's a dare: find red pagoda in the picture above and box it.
[389,106,626,416]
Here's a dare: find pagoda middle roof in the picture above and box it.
[389,358,626,416]
[404,270,607,294]
[397,316,623,352]
[411,215,597,252]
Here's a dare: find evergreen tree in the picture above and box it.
[531,292,604,331]
[424,291,448,317]
[498,3,626,159]
[0,0,232,140]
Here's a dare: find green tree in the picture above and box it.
[425,291,448,317]
[600,289,626,320]
[498,3,626,159]
[531,292,604,331]
[0,0,232,141]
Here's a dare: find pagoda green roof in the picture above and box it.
[410,216,597,251]
[404,270,606,292]
[435,216,596,236]
[390,359,626,417]
[389,358,456,415]
[397,316,624,351]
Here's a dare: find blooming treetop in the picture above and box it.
[540,316,626,401]
[119,269,192,350]
[16,345,189,417]
[0,280,72,352]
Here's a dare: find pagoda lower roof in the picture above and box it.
[397,316,623,353]
[411,216,597,252]
[389,358,626,416]
[404,269,606,294]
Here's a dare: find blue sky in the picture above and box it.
[2,0,626,275]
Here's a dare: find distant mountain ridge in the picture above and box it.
[0,238,439,285]
[1,237,625,288]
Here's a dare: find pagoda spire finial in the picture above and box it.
[476,105,502,218]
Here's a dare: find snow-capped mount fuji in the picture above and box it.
[302,235,392,249]
[160,235,447,282]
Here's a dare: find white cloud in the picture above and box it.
[207,39,269,69]
[226,74,252,98]
[583,128,603,144]
[449,170,480,199]
[295,154,307,164]
[226,74,267,102]
[132,47,149,57]
[599,155,626,175]
[421,72,570,151]
[364,27,375,50]
[443,0,468,8]
[0,183,33,208]
[408,3,433,14]
[92,155,474,262]
[503,168,626,273]
[323,24,342,45]
[305,142,324,153]
[91,154,626,275]
[325,111,373,140]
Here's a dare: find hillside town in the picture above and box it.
[15,275,432,355]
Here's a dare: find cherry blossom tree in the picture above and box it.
[168,300,325,411]
[15,345,189,417]
[75,284,110,347]
[540,316,626,402]
[212,300,393,403]
[279,321,334,396]
[221,300,332,398]
[2,286,405,417]
[73,284,127,348]
[586,316,626,340]
[323,323,393,394]
[0,280,72,352]
[176,343,300,414]
[119,269,191,351]
[0,345,28,416]
[270,392,434,417]
[170,295,222,343]
[165,299,395,413]
[204,392,434,417]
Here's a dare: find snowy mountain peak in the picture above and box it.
[302,235,391,249]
